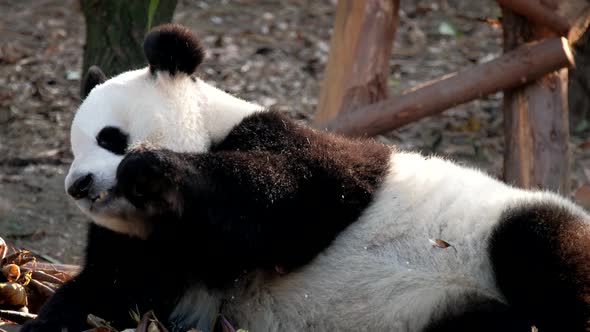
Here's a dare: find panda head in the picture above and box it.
[64,24,261,237]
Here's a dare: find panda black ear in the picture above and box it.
[144,24,205,76]
[81,65,107,100]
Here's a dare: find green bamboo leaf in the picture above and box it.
[146,0,160,32]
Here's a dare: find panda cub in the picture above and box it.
[23,24,590,332]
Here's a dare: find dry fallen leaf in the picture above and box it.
[428,238,457,253]
[429,238,452,249]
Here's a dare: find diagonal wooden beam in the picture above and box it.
[319,37,574,139]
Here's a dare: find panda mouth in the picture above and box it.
[89,189,114,209]
[93,191,109,202]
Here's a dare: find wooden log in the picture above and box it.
[502,4,571,194]
[496,0,570,36]
[319,37,574,137]
[313,0,399,124]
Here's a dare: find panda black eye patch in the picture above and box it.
[96,126,129,155]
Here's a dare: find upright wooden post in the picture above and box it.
[313,0,399,124]
[502,1,571,193]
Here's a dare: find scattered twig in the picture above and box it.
[0,310,37,324]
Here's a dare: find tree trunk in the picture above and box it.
[502,3,571,194]
[80,0,177,80]
[313,0,399,124]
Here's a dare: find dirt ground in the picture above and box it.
[1,0,589,265]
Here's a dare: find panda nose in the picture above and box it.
[67,173,94,199]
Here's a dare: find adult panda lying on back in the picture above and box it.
[23,24,590,332]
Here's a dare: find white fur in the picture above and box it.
[173,151,589,331]
[65,68,262,232]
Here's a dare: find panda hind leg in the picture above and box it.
[489,203,590,331]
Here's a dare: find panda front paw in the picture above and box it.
[116,147,182,215]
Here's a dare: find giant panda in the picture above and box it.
[22,24,590,332]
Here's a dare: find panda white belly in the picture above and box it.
[172,151,581,331]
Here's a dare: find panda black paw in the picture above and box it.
[116,147,182,215]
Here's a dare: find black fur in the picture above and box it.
[116,111,392,285]
[144,24,205,76]
[96,126,129,155]
[22,223,189,331]
[81,65,106,99]
[489,203,590,331]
